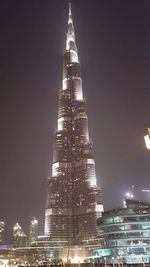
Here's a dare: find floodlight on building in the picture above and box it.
[144,128,150,150]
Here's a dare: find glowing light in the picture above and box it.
[58,117,65,123]
[70,50,78,62]
[144,134,150,150]
[95,204,104,213]
[63,77,68,90]
[31,219,38,225]
[58,116,71,131]
[71,256,83,263]
[76,89,83,101]
[67,35,74,43]
[66,36,75,50]
[52,162,60,176]
[52,162,59,169]
[88,178,96,187]
[69,2,71,15]
[45,209,52,236]
[45,209,52,216]
[87,158,95,165]
[63,258,67,263]
[68,17,72,24]
[126,192,134,199]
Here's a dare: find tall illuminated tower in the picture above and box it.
[45,3,103,242]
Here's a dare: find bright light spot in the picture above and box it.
[76,90,83,101]
[144,135,150,150]
[126,192,134,199]
[52,162,60,169]
[89,179,96,187]
[52,162,60,176]
[45,209,52,216]
[87,158,95,165]
[58,121,63,131]
[32,219,38,225]
[66,36,75,50]
[63,78,68,90]
[95,204,104,213]
[70,50,78,62]
[71,256,83,263]
[58,117,65,123]
[63,258,67,263]
[68,17,72,24]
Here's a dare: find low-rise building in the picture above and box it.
[96,199,150,264]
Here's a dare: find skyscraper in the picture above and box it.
[29,217,38,246]
[45,3,103,242]
[13,223,27,247]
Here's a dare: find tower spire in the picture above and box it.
[66,2,77,52]
[69,2,71,16]
[68,2,72,24]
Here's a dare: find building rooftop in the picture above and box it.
[98,199,150,224]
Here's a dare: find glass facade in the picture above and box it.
[45,4,103,242]
[96,200,150,264]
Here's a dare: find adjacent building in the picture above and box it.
[0,221,5,243]
[13,223,27,247]
[28,217,38,246]
[96,199,150,264]
[45,3,103,242]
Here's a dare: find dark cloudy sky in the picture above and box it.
[0,0,149,237]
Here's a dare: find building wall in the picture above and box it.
[97,201,150,264]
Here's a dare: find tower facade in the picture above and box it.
[45,4,103,242]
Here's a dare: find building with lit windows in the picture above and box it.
[28,217,38,245]
[96,199,150,264]
[45,3,103,244]
[0,221,5,243]
[13,223,27,248]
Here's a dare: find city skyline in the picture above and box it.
[0,0,148,237]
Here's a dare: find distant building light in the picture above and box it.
[126,192,134,199]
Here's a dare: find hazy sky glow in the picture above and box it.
[0,0,149,237]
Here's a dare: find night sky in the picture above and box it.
[0,0,149,238]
